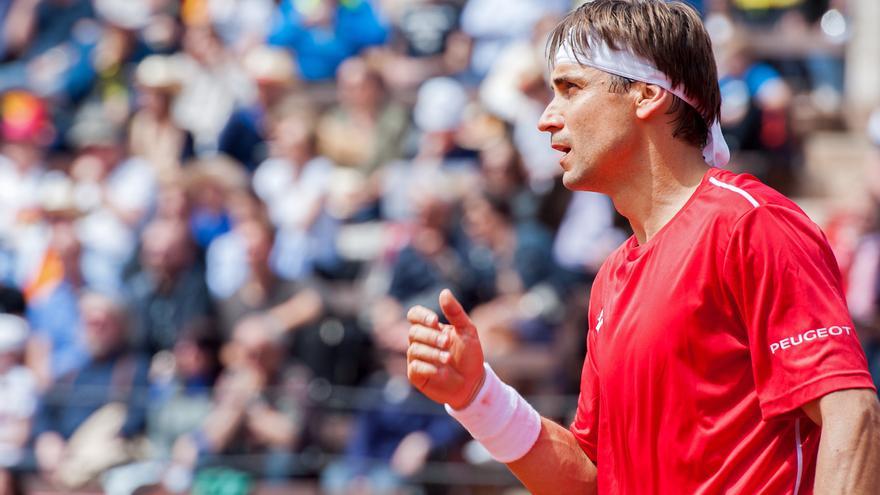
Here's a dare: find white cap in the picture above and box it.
[414,77,469,133]
[0,314,29,354]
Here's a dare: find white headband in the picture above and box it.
[555,35,729,167]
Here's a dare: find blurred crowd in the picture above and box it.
[0,0,876,494]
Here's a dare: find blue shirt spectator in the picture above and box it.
[33,350,149,441]
[267,0,388,81]
[27,280,89,380]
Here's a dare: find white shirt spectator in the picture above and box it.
[76,157,157,292]
[252,156,335,230]
[0,154,45,241]
[172,54,254,152]
[0,365,37,467]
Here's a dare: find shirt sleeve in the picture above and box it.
[723,204,876,420]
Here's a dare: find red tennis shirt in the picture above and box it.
[570,167,876,494]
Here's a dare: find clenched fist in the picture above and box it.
[406,289,486,410]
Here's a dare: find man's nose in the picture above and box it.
[538,100,563,133]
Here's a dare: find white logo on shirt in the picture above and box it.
[769,325,852,354]
[595,309,604,333]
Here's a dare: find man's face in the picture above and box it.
[538,64,638,193]
[141,220,190,275]
[81,295,125,358]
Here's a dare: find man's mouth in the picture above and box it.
[552,143,571,168]
[551,143,572,155]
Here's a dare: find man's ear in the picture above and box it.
[634,83,672,121]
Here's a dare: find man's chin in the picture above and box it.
[561,169,586,191]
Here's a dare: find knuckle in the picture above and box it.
[409,305,426,318]
[411,343,426,360]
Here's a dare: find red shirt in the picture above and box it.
[571,168,875,494]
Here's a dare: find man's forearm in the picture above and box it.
[814,390,880,494]
[507,418,598,495]
[443,364,598,494]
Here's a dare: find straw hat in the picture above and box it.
[135,55,183,93]
[243,46,297,86]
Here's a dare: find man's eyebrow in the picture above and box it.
[551,73,588,88]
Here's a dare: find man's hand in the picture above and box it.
[406,289,486,410]
[34,431,66,474]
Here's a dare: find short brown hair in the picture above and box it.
[547,0,720,148]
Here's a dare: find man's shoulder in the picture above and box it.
[700,168,807,227]
[702,169,835,268]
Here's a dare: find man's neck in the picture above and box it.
[609,145,710,245]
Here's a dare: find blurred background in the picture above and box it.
[0,0,878,493]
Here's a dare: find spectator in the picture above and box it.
[382,77,479,223]
[369,0,471,90]
[252,103,340,280]
[0,91,53,283]
[217,45,297,171]
[33,292,150,490]
[205,189,267,300]
[172,23,253,152]
[215,215,324,343]
[101,321,221,495]
[153,171,190,223]
[0,314,38,495]
[129,55,194,174]
[364,185,474,400]
[267,0,388,82]
[317,56,409,175]
[184,155,248,250]
[150,322,221,456]
[0,0,94,94]
[322,292,461,495]
[127,218,213,356]
[186,315,307,480]
[0,91,52,240]
[716,36,793,155]
[459,0,567,78]
[0,0,93,62]
[68,106,157,293]
[730,0,805,26]
[25,212,91,387]
[379,187,471,314]
[460,191,563,356]
[476,136,539,221]
[204,0,276,53]
[66,19,146,127]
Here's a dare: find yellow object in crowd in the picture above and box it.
[732,0,803,10]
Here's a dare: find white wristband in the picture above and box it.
[445,363,542,463]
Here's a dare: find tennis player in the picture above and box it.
[405,1,880,493]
